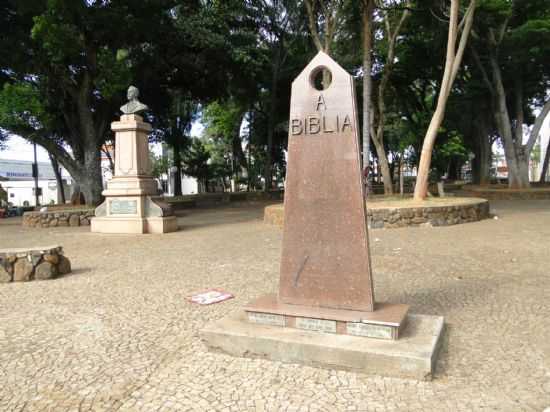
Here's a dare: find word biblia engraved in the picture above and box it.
[290,94,352,136]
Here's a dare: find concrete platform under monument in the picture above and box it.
[200,311,444,380]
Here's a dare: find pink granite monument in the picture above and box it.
[200,53,444,379]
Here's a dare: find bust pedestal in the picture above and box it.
[91,114,178,234]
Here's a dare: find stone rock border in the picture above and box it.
[459,186,550,200]
[264,198,490,229]
[165,190,284,211]
[22,209,95,228]
[0,246,72,283]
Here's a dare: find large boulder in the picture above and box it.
[0,265,11,283]
[13,258,34,282]
[34,261,58,280]
[43,254,59,265]
[58,255,72,275]
[69,214,80,227]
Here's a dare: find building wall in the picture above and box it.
[0,159,72,206]
[3,180,66,207]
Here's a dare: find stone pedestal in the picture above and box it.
[91,114,177,234]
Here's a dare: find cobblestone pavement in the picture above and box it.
[0,200,549,412]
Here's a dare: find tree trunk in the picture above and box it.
[489,53,530,189]
[446,158,458,180]
[414,0,476,200]
[370,6,410,195]
[79,145,103,206]
[371,138,393,194]
[49,153,66,204]
[172,141,182,196]
[471,112,492,185]
[232,112,248,181]
[399,157,404,196]
[264,53,281,192]
[540,140,550,182]
[361,0,375,189]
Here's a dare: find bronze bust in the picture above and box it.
[120,86,149,115]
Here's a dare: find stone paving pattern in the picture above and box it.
[0,200,549,411]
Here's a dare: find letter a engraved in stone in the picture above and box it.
[316,94,326,111]
[342,115,352,132]
[280,51,374,312]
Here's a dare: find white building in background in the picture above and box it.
[0,159,72,207]
[162,167,198,196]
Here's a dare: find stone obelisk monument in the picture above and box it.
[201,53,444,379]
[91,86,177,234]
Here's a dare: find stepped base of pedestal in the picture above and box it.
[91,216,177,234]
[201,311,444,381]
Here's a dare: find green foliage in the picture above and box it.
[182,137,232,186]
[1,0,548,194]
[0,82,48,131]
[431,133,470,180]
[203,101,243,141]
[150,153,170,179]
[183,138,211,182]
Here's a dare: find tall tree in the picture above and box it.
[541,138,550,182]
[414,0,476,200]
[361,0,376,185]
[370,2,411,194]
[0,0,247,203]
[203,99,248,190]
[0,0,179,204]
[250,0,307,191]
[470,0,550,188]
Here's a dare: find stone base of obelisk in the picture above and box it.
[244,294,409,340]
[200,310,444,380]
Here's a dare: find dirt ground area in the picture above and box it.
[0,200,549,411]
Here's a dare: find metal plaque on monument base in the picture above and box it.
[200,52,444,380]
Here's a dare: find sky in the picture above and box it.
[0,121,206,163]
[1,135,51,163]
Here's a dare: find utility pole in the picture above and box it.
[32,143,40,207]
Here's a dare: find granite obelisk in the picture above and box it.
[278,51,374,312]
[201,53,444,380]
